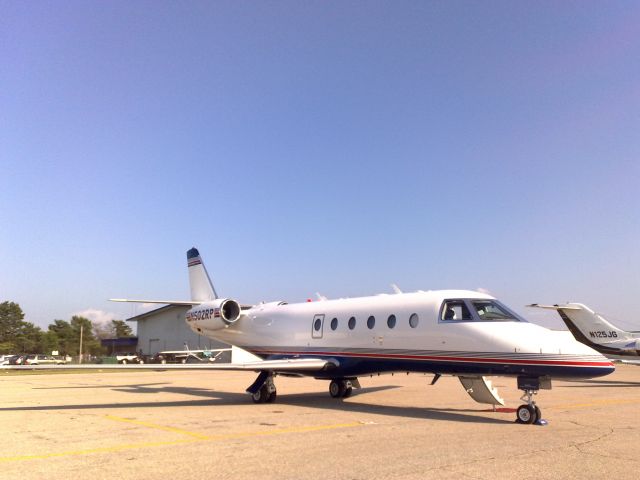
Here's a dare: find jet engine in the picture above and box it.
[622,338,640,355]
[187,298,242,332]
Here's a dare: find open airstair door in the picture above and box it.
[458,376,505,406]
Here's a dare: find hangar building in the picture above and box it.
[127,305,228,354]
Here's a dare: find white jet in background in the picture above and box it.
[528,303,640,365]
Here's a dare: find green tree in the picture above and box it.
[49,319,79,355]
[15,322,43,353]
[39,330,60,355]
[111,319,134,338]
[0,301,25,353]
[71,316,104,356]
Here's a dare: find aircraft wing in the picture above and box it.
[1,358,335,373]
[620,359,640,366]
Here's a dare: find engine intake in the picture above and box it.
[186,298,242,332]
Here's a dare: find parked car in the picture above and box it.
[0,354,15,365]
[24,354,66,365]
[116,353,144,364]
[8,354,27,365]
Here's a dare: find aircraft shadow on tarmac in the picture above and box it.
[1,384,512,424]
[561,379,640,388]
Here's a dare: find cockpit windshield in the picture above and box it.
[440,299,525,322]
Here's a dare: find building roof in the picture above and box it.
[126,304,190,322]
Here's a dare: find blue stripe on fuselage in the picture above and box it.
[258,353,614,380]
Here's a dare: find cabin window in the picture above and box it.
[330,318,338,330]
[387,314,396,329]
[409,313,419,328]
[348,316,356,330]
[440,300,472,321]
[313,318,322,331]
[367,316,375,329]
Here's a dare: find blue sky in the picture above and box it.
[1,1,639,330]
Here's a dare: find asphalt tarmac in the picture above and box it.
[1,365,639,480]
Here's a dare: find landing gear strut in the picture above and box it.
[329,379,353,398]
[248,372,277,403]
[516,377,547,425]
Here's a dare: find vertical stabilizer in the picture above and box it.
[559,303,631,343]
[187,248,218,301]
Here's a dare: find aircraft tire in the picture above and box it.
[252,386,269,403]
[516,404,535,424]
[534,406,541,423]
[266,390,277,403]
[342,386,353,398]
[329,380,345,398]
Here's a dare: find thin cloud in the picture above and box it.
[73,308,119,326]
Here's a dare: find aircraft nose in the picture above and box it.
[595,356,615,377]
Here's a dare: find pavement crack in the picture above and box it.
[572,426,639,462]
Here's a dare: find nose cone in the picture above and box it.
[567,337,615,378]
[587,357,615,379]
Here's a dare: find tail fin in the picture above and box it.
[529,303,631,346]
[557,303,630,344]
[187,248,218,302]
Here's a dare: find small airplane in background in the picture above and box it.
[5,248,614,425]
[528,303,640,365]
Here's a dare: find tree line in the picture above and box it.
[0,301,133,356]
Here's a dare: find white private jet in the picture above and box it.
[7,249,614,425]
[528,303,640,365]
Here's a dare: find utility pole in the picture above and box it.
[79,323,84,364]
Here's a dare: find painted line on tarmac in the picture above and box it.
[105,414,211,439]
[0,419,365,464]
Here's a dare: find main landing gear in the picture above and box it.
[329,379,355,398]
[248,372,277,403]
[516,377,549,425]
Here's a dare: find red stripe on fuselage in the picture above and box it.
[252,349,613,368]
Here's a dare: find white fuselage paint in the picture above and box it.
[186,289,613,379]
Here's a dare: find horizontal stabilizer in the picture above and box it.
[109,298,202,306]
[527,304,581,310]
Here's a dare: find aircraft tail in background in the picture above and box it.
[528,303,640,359]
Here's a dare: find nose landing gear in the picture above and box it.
[516,377,549,425]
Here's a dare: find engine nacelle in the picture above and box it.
[621,338,640,354]
[186,298,241,332]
